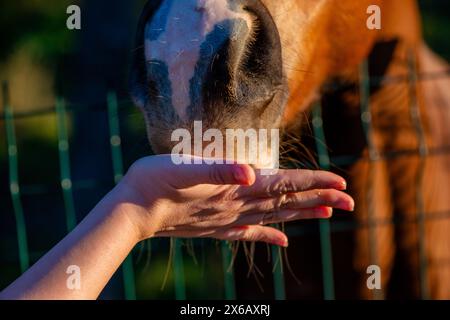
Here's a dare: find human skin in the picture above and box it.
[0,155,354,300]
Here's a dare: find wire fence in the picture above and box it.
[1,53,450,300]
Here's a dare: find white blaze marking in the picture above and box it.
[145,0,252,119]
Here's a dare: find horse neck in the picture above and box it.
[282,0,424,126]
[379,0,422,46]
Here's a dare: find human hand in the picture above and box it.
[118,155,354,247]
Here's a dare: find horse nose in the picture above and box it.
[141,0,283,120]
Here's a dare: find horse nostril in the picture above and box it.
[200,1,283,108]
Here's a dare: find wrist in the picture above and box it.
[110,180,163,242]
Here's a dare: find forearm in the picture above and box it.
[0,185,141,300]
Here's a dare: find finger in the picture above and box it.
[164,156,256,187]
[237,169,347,198]
[153,229,218,238]
[242,189,355,214]
[215,225,289,247]
[154,225,289,247]
[236,206,334,226]
[154,190,350,233]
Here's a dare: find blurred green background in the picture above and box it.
[0,0,449,299]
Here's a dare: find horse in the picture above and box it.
[130,0,450,299]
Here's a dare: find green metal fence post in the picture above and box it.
[271,245,286,300]
[359,60,384,300]
[406,51,429,300]
[173,238,187,300]
[2,81,29,273]
[312,103,335,300]
[55,97,77,232]
[107,91,137,300]
[221,241,236,300]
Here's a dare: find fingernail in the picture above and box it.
[272,238,289,248]
[349,201,355,212]
[338,199,355,212]
[337,180,347,190]
[233,166,249,185]
[315,206,333,218]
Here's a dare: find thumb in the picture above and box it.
[171,161,256,187]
